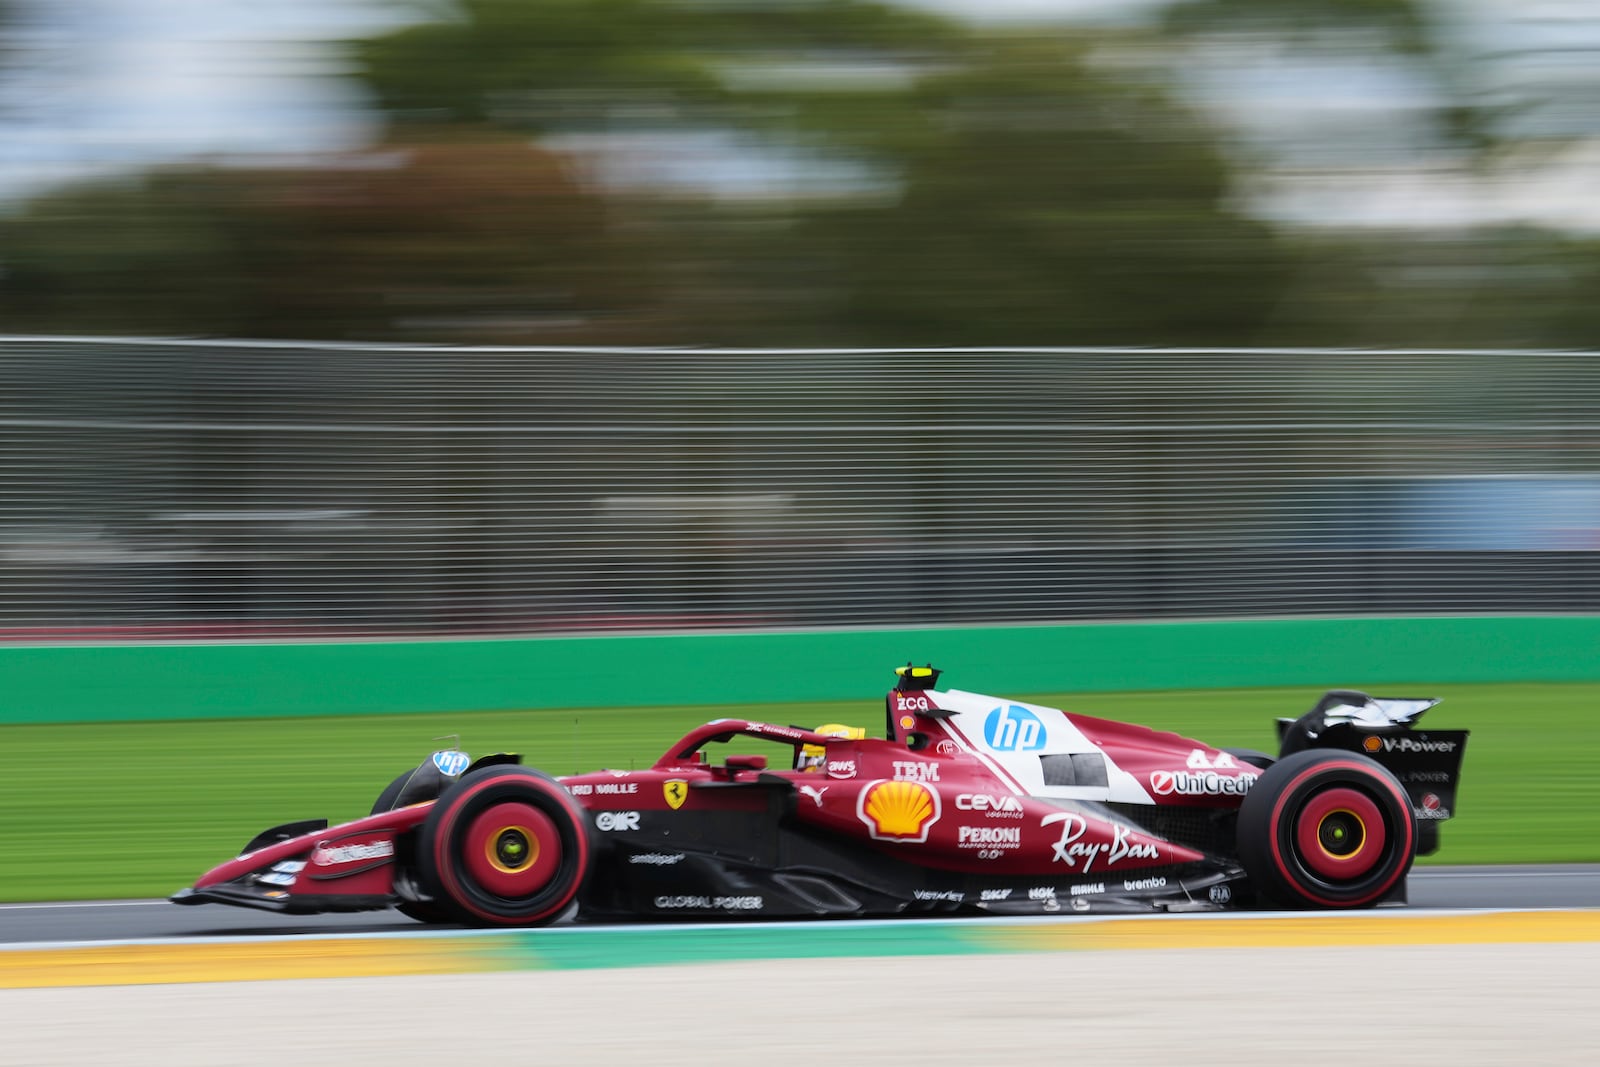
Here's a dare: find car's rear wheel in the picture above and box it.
[1237,749,1414,909]
[1222,747,1275,770]
[417,765,591,926]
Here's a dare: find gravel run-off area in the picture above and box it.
[5,942,1596,1067]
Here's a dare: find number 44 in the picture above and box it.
[1186,748,1236,769]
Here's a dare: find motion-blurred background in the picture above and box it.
[2,0,1599,633]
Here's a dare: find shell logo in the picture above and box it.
[1362,736,1383,753]
[857,779,941,843]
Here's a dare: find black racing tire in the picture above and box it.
[370,770,415,816]
[1222,747,1276,770]
[369,770,453,925]
[417,764,592,927]
[1237,749,1415,909]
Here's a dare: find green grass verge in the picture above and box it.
[2,681,1589,902]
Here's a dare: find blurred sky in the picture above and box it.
[2,0,1599,231]
[0,0,401,202]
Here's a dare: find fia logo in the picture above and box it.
[983,705,1046,752]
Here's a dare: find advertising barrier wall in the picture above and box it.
[1,615,1596,724]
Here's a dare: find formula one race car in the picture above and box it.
[172,666,1468,925]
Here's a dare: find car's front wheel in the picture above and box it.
[417,765,592,926]
[1237,749,1415,909]
[368,770,454,924]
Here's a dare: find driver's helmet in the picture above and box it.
[797,722,866,772]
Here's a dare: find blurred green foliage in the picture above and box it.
[1162,0,1435,54]
[0,138,666,342]
[3,0,1593,347]
[0,681,1583,902]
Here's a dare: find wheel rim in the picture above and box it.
[1294,786,1386,881]
[461,802,562,898]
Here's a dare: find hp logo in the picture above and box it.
[983,705,1046,752]
[432,750,471,777]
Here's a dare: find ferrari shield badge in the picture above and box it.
[663,779,689,810]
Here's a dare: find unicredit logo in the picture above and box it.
[1150,769,1257,797]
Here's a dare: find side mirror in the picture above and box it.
[725,754,768,771]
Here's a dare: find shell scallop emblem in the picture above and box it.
[857,779,941,843]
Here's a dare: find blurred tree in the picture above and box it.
[353,0,1292,346]
[1158,0,1600,350]
[1163,0,1433,54]
[7,0,1591,348]
[240,136,672,341]
[0,0,1290,346]
[0,172,247,336]
[356,0,955,133]
[0,1,20,94]
[772,36,1289,345]
[0,136,674,341]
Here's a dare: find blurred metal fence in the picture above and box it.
[3,337,1599,638]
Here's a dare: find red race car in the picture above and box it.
[173,665,1467,925]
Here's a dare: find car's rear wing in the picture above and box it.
[1278,689,1468,856]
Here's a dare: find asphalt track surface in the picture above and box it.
[2,864,1597,945]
